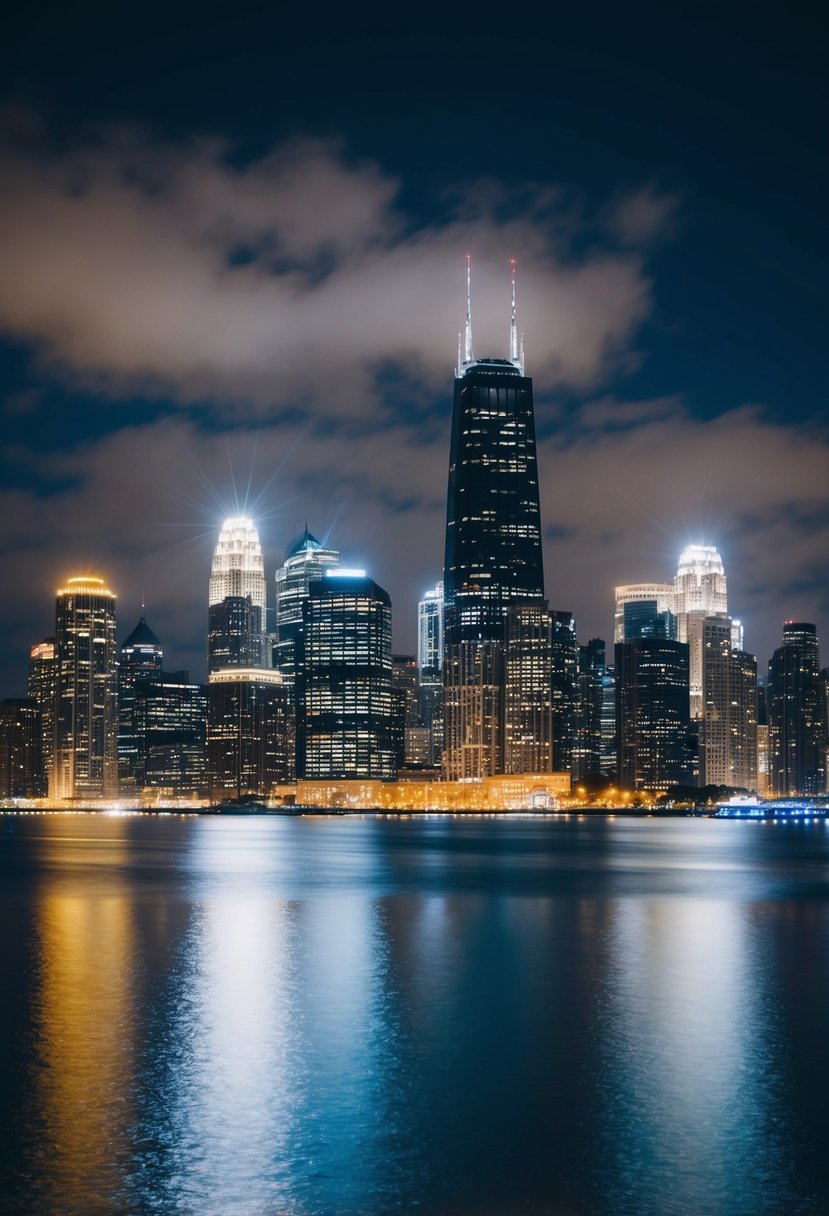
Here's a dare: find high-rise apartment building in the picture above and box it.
[443,261,546,780]
[209,517,267,667]
[615,637,691,791]
[600,664,616,778]
[573,638,605,780]
[207,668,293,799]
[52,576,118,801]
[297,572,395,781]
[503,603,554,774]
[673,544,728,720]
[118,616,164,789]
[767,622,824,795]
[27,637,55,782]
[133,672,208,797]
[730,649,759,791]
[0,699,45,799]
[417,581,444,765]
[273,528,340,683]
[551,611,578,774]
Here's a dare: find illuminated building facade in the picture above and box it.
[273,528,340,683]
[27,637,55,782]
[600,664,617,777]
[443,261,545,780]
[208,595,263,673]
[573,638,605,780]
[673,544,728,721]
[52,576,119,801]
[297,572,395,780]
[614,584,675,643]
[0,698,45,798]
[133,673,208,797]
[391,654,422,769]
[699,618,759,789]
[551,611,578,774]
[615,637,691,791]
[209,517,267,667]
[207,668,293,799]
[417,581,444,765]
[503,603,554,774]
[118,616,163,790]
[767,622,824,795]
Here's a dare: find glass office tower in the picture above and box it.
[443,262,546,780]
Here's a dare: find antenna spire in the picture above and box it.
[464,254,474,368]
[509,259,524,372]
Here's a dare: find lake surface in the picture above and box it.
[1,813,828,1216]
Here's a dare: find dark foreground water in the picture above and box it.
[1,814,828,1216]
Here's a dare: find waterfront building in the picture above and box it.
[443,260,546,780]
[550,610,578,774]
[296,571,395,781]
[614,584,675,644]
[133,672,208,798]
[209,517,267,667]
[503,603,554,774]
[273,528,341,683]
[573,638,605,780]
[767,622,824,795]
[600,664,617,778]
[615,637,691,791]
[51,576,118,801]
[208,595,263,673]
[0,699,45,799]
[417,581,444,765]
[207,667,293,799]
[730,649,759,791]
[673,544,728,721]
[391,654,421,769]
[27,637,55,782]
[118,615,164,790]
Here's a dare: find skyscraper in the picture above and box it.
[27,637,55,782]
[207,667,293,799]
[133,672,208,798]
[0,699,45,799]
[273,528,341,683]
[208,596,263,672]
[573,638,605,781]
[615,636,691,791]
[503,603,554,774]
[52,576,118,801]
[443,260,546,779]
[698,617,758,790]
[550,610,578,774]
[673,544,728,720]
[417,580,444,764]
[209,516,267,667]
[118,615,164,789]
[297,571,395,781]
[767,622,824,795]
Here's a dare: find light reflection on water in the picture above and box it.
[0,814,828,1215]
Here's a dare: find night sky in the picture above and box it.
[1,3,826,691]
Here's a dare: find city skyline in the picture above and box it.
[0,7,826,698]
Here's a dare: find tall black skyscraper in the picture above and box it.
[443,260,546,779]
[768,622,824,795]
[615,637,691,791]
[296,572,395,781]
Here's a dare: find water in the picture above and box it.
[1,813,828,1216]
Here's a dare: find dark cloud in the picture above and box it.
[0,124,656,413]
